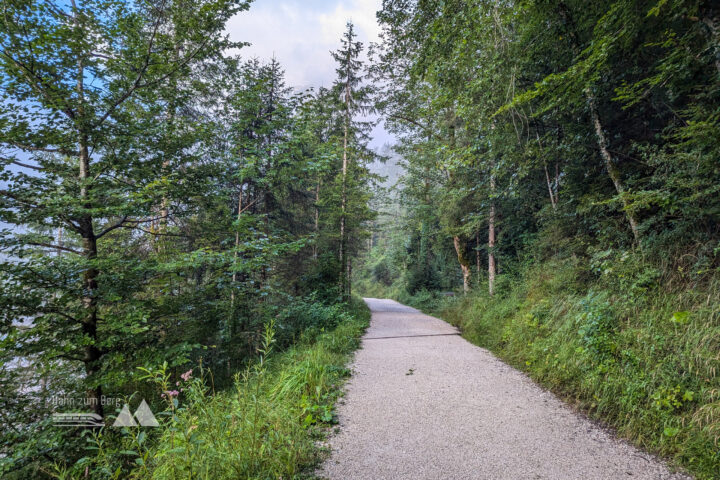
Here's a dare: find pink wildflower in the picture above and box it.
[180,369,193,382]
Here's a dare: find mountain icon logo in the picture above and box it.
[112,400,159,427]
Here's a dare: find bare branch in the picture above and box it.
[2,159,45,171]
[58,215,84,235]
[386,113,439,140]
[4,141,73,155]
[239,197,259,214]
[42,309,80,323]
[26,242,82,255]
[121,225,188,237]
[95,215,128,239]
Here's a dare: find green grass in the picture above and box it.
[430,259,720,479]
[55,298,370,480]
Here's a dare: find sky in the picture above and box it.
[225,0,394,148]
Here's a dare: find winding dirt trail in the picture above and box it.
[319,298,691,480]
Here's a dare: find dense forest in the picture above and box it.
[0,1,374,477]
[1,0,720,478]
[364,0,720,297]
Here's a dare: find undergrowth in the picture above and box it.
[51,298,370,480]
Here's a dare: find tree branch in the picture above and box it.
[3,159,45,171]
[26,242,82,255]
[386,113,439,140]
[58,215,84,235]
[0,189,41,208]
[95,215,128,239]
[92,0,167,128]
[121,225,188,237]
[4,141,73,155]
[0,50,76,120]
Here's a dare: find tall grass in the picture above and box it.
[53,298,370,480]
[434,258,720,479]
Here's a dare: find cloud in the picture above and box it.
[226,0,381,90]
[225,0,393,148]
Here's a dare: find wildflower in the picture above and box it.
[180,369,193,382]
[162,390,179,399]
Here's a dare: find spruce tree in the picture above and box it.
[330,22,376,300]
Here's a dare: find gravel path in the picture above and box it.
[319,298,691,480]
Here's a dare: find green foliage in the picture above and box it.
[273,295,353,348]
[370,0,720,297]
[360,7,720,476]
[4,0,720,477]
[576,292,617,366]
[49,300,369,479]
[0,3,376,476]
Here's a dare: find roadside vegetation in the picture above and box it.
[51,299,369,480]
[444,262,719,479]
[4,0,720,478]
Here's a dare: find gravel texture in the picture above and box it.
[318,298,692,480]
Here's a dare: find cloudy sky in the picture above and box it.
[226,0,393,147]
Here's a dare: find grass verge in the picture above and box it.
[55,298,370,480]
[430,259,720,479]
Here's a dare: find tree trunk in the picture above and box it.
[230,184,243,309]
[56,226,64,257]
[543,162,557,210]
[488,173,497,297]
[532,118,559,210]
[535,131,558,210]
[587,93,641,244]
[476,230,481,284]
[423,167,432,276]
[313,181,320,260]
[698,7,720,75]
[339,121,348,298]
[73,27,103,415]
[557,2,639,243]
[339,65,351,300]
[453,236,471,294]
[347,258,352,298]
[79,138,103,417]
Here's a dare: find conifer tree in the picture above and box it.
[330,22,376,300]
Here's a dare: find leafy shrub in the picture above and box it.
[575,292,617,367]
[372,260,394,286]
[590,248,660,298]
[398,289,451,313]
[274,295,352,348]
